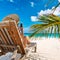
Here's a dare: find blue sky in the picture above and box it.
[0,0,59,33]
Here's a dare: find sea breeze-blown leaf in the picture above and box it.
[29,1,60,37]
[52,3,60,13]
[47,14,60,22]
[38,14,60,23]
[38,15,55,23]
[30,14,60,37]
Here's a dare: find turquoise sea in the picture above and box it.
[24,33,60,38]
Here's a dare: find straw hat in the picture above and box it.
[3,14,19,24]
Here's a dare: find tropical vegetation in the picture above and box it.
[30,1,60,37]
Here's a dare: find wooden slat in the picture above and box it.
[0,32,7,52]
[9,21,25,54]
[0,44,21,53]
[3,28,14,51]
[0,44,16,53]
[0,21,25,55]
[4,22,23,53]
[0,28,10,44]
[7,28,16,45]
[0,44,17,48]
[4,28,14,45]
[7,27,18,52]
[0,30,7,44]
[0,36,5,53]
[0,21,9,28]
[0,36,3,44]
[0,28,12,52]
[7,23,23,53]
[0,21,15,53]
[0,26,9,28]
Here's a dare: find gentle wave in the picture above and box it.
[24,33,60,38]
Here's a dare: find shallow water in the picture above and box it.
[24,33,60,38]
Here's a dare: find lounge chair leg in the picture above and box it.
[35,46,36,52]
[11,49,17,60]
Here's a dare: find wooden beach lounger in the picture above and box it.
[0,21,37,60]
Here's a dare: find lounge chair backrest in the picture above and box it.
[0,21,25,55]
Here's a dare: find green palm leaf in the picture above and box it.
[29,0,60,37]
[30,14,60,37]
[45,0,60,14]
[38,15,55,23]
[52,3,60,13]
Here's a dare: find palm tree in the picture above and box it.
[29,0,60,37]
[30,14,60,37]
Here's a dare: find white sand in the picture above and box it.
[30,37,60,60]
[0,37,60,60]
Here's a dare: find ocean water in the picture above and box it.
[24,33,60,38]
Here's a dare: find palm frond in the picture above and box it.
[45,0,60,14]
[30,15,60,37]
[52,3,60,13]
[38,15,55,23]
[47,14,60,22]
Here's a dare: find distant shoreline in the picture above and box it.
[24,33,60,38]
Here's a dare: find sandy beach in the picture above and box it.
[0,37,60,60]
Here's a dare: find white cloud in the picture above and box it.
[38,6,60,16]
[58,0,60,2]
[53,6,60,15]
[31,6,60,22]
[9,0,14,2]
[31,16,38,22]
[38,9,53,16]
[30,2,34,7]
